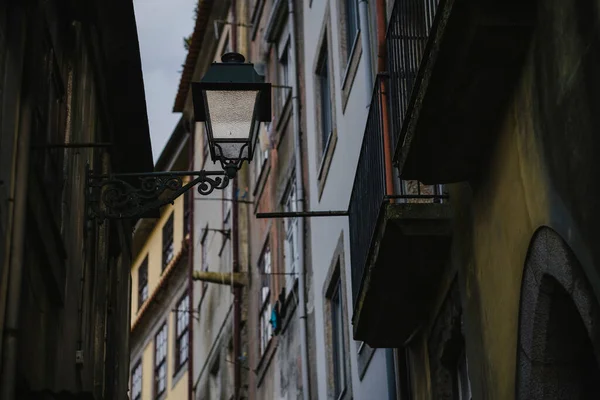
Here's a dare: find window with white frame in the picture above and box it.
[154,323,168,396]
[131,360,142,400]
[174,292,189,372]
[253,122,270,183]
[258,243,272,356]
[277,39,291,111]
[283,177,298,295]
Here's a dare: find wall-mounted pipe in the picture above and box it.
[376,0,394,196]
[187,126,195,400]
[288,0,311,398]
[192,271,247,287]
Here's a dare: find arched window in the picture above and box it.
[517,227,600,399]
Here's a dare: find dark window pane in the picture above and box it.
[345,0,359,49]
[331,281,346,397]
[318,53,332,152]
[138,258,148,309]
[162,214,174,270]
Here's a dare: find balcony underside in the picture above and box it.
[352,202,452,348]
[397,0,536,184]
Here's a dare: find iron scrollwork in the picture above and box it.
[87,170,229,221]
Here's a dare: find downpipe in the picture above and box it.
[288,0,311,398]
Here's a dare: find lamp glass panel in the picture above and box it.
[205,90,259,140]
[215,142,249,160]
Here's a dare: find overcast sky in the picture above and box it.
[134,0,197,162]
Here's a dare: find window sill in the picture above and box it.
[171,360,188,388]
[252,159,271,208]
[256,337,277,386]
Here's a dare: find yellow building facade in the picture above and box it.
[128,122,192,400]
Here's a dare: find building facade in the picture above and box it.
[0,0,153,399]
[132,0,600,399]
[350,0,600,399]
[128,120,192,400]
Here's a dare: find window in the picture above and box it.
[323,236,352,399]
[184,192,191,237]
[283,177,298,295]
[131,360,142,400]
[331,280,347,398]
[201,227,209,291]
[258,244,272,356]
[175,292,189,372]
[456,351,472,400]
[221,210,232,268]
[138,257,149,310]
[253,123,270,184]
[162,213,174,270]
[202,128,209,166]
[154,323,168,397]
[277,40,291,111]
[344,0,359,53]
[316,45,333,155]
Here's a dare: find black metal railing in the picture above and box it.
[349,74,448,309]
[387,0,441,151]
[349,75,387,306]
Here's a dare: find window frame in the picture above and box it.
[316,47,333,158]
[313,10,338,198]
[282,176,299,296]
[201,226,209,292]
[131,359,142,400]
[154,322,168,397]
[174,291,190,373]
[162,213,174,271]
[184,191,191,238]
[343,0,360,61]
[258,242,273,357]
[138,257,149,310]
[330,278,347,399]
[252,122,271,186]
[322,233,352,400]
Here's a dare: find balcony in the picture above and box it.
[349,76,452,348]
[388,0,536,183]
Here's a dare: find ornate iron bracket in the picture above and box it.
[86,169,230,221]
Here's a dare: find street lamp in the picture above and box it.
[86,52,272,221]
[192,52,271,178]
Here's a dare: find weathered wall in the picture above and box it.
[408,1,600,398]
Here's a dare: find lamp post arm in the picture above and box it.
[87,169,230,221]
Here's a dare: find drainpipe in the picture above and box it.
[287,0,311,398]
[0,99,32,400]
[376,0,394,196]
[231,2,243,399]
[376,1,397,396]
[188,128,195,400]
[358,0,374,103]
